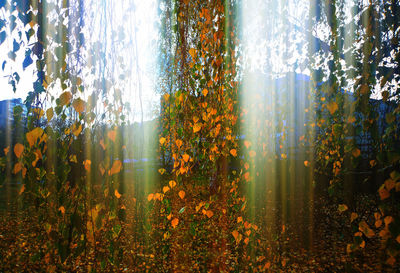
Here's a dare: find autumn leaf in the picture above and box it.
[352,148,361,158]
[304,160,309,167]
[84,160,91,171]
[159,137,166,145]
[326,101,338,115]
[182,153,190,162]
[108,130,117,142]
[72,98,85,114]
[230,149,237,157]
[72,123,82,137]
[19,184,25,195]
[147,193,154,201]
[171,218,179,228]
[338,204,348,212]
[379,186,390,200]
[202,88,208,96]
[109,160,122,175]
[244,140,251,149]
[163,186,170,193]
[193,123,202,133]
[59,91,72,106]
[176,139,183,149]
[26,127,45,147]
[351,212,358,223]
[4,146,9,155]
[14,143,24,158]
[13,162,22,174]
[169,180,176,188]
[359,220,375,238]
[158,168,166,175]
[188,48,196,59]
[115,189,121,199]
[59,206,65,214]
[46,108,54,121]
[205,210,213,218]
[178,190,185,199]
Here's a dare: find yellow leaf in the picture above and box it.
[175,139,183,149]
[182,153,190,162]
[193,123,202,133]
[110,160,122,175]
[45,108,54,122]
[59,206,65,214]
[72,123,82,137]
[281,153,287,159]
[171,218,179,228]
[202,88,208,96]
[32,108,44,118]
[205,210,214,218]
[338,204,348,212]
[159,137,166,145]
[147,193,154,201]
[84,160,91,171]
[59,91,72,106]
[178,190,185,199]
[108,130,117,142]
[72,98,85,114]
[26,127,45,147]
[163,186,170,193]
[14,143,24,159]
[115,189,121,199]
[230,149,237,157]
[169,180,176,188]
[189,48,196,59]
[158,168,166,175]
[327,101,338,115]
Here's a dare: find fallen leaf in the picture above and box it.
[171,218,179,228]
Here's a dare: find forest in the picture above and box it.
[0,0,399,272]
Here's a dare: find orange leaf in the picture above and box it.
[182,153,190,162]
[19,184,25,195]
[115,189,121,199]
[244,140,251,149]
[379,186,390,200]
[159,137,166,145]
[108,130,117,142]
[178,190,185,199]
[175,139,183,149]
[158,168,166,175]
[304,160,309,167]
[237,216,242,223]
[147,193,154,201]
[327,101,338,114]
[232,230,239,240]
[14,143,24,158]
[352,148,361,158]
[163,186,170,193]
[4,146,9,155]
[202,88,208,97]
[169,180,176,188]
[189,48,196,59]
[205,210,214,218]
[110,160,122,175]
[249,150,256,157]
[84,160,91,171]
[230,149,237,157]
[59,206,65,214]
[359,220,375,238]
[171,218,179,228]
[193,123,202,133]
[351,212,358,223]
[244,237,249,245]
[13,162,22,174]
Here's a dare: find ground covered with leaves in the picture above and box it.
[0,182,397,273]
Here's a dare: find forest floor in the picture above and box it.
[0,181,397,272]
